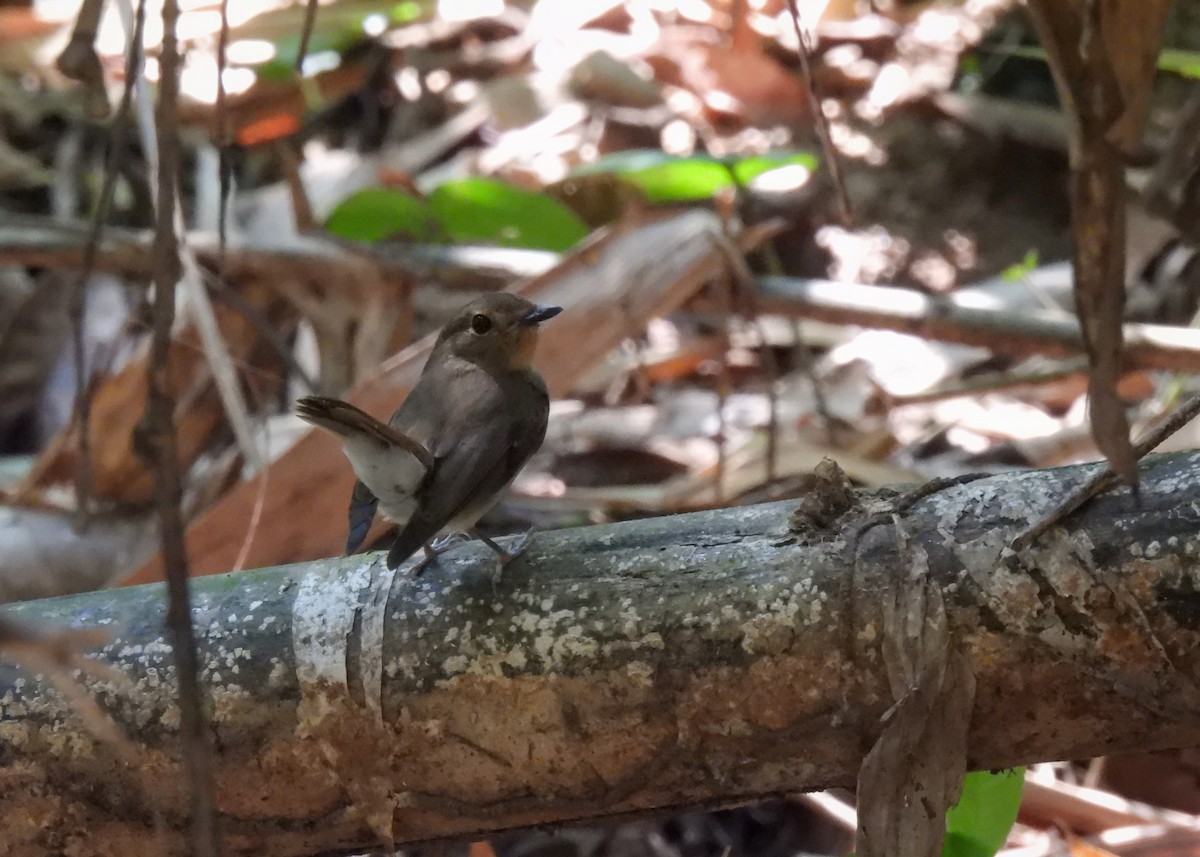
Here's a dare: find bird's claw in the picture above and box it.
[471,527,537,593]
[430,532,469,552]
[410,532,469,575]
[410,547,438,576]
[504,527,536,562]
[411,528,540,589]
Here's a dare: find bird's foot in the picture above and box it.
[431,531,470,552]
[470,527,536,591]
[504,526,536,560]
[410,532,469,576]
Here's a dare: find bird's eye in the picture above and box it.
[470,313,493,335]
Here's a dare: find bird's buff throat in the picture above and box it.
[510,328,540,370]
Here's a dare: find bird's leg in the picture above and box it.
[411,532,468,575]
[471,529,518,563]
[505,526,536,558]
[470,527,536,589]
[411,544,438,576]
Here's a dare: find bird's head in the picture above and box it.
[434,293,562,371]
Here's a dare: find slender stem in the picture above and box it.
[147,0,220,853]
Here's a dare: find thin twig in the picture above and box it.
[277,138,317,232]
[712,191,788,485]
[295,0,321,73]
[231,400,271,573]
[215,0,232,259]
[753,317,781,483]
[888,357,1092,406]
[201,270,318,393]
[67,0,145,529]
[710,278,733,505]
[783,0,852,225]
[114,0,158,182]
[115,0,265,476]
[794,317,836,446]
[0,617,133,758]
[758,241,835,445]
[178,251,265,469]
[727,231,785,483]
[56,0,108,116]
[1009,390,1200,552]
[145,1,220,853]
[708,208,751,504]
[756,274,1200,374]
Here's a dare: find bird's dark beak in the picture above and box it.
[520,305,562,325]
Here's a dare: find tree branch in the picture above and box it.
[4,452,1200,856]
[757,275,1200,374]
[6,221,1200,375]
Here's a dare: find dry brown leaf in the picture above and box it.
[647,30,810,127]
[1066,836,1120,857]
[469,841,499,857]
[1026,0,1172,485]
[17,279,293,506]
[856,529,975,857]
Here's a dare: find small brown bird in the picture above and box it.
[296,293,560,573]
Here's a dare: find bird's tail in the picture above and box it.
[295,396,434,468]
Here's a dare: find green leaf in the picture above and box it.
[272,29,360,71]
[941,832,997,857]
[428,178,589,251]
[391,1,425,23]
[254,59,298,85]
[621,160,734,202]
[1158,49,1200,79]
[325,188,435,242]
[258,1,428,79]
[979,44,1200,80]
[942,769,1025,857]
[1001,249,1039,282]
[572,150,683,175]
[728,153,819,184]
[571,150,819,202]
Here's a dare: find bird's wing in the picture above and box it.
[387,374,548,568]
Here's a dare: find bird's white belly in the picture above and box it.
[340,435,427,525]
